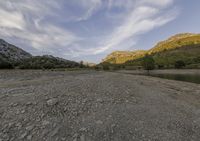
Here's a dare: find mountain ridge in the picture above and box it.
[0,39,81,69]
[102,33,200,66]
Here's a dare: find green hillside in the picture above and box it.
[102,33,200,69]
[102,50,147,64]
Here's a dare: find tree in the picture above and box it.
[142,55,155,74]
[79,61,84,68]
[0,60,14,69]
[175,60,185,69]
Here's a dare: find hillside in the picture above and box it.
[19,55,80,69]
[0,39,81,69]
[102,50,147,64]
[102,33,200,69]
[0,39,32,62]
[148,33,200,54]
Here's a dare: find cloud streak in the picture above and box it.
[0,0,179,62]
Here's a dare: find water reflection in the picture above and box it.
[149,74,200,84]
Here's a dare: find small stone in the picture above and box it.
[21,110,25,114]
[80,127,87,132]
[47,98,58,106]
[73,133,78,141]
[26,102,32,106]
[97,98,103,103]
[26,125,34,131]
[16,123,22,129]
[96,120,103,124]
[42,120,50,126]
[51,127,60,137]
[19,132,28,139]
[11,103,18,107]
[80,134,85,141]
[27,135,32,140]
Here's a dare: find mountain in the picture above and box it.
[102,50,147,64]
[148,33,200,54]
[19,55,80,69]
[102,33,200,69]
[0,39,80,69]
[0,39,32,63]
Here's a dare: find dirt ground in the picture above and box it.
[0,70,200,141]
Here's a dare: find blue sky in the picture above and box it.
[0,0,200,63]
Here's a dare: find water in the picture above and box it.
[149,74,200,84]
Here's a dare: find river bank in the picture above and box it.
[0,70,200,141]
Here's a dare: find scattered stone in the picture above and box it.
[97,98,103,103]
[21,110,25,114]
[27,135,32,140]
[73,133,78,141]
[96,120,103,125]
[26,102,32,106]
[47,98,58,106]
[51,127,60,137]
[26,125,34,131]
[80,134,85,141]
[19,131,28,139]
[80,127,87,132]
[42,120,50,126]
[16,123,22,129]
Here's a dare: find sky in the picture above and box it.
[0,0,200,63]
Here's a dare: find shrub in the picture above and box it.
[175,60,185,69]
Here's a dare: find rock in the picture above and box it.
[96,120,103,125]
[26,102,32,106]
[73,133,78,141]
[80,127,87,132]
[26,125,34,131]
[21,110,25,114]
[51,127,60,137]
[80,134,85,141]
[19,132,28,139]
[47,98,58,106]
[42,120,50,126]
[97,98,103,103]
[27,135,32,140]
[16,123,22,129]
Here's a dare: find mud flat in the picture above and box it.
[0,70,200,141]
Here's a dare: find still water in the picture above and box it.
[149,74,200,84]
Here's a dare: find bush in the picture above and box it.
[175,60,185,69]
[102,65,110,70]
[142,55,155,71]
[0,60,14,69]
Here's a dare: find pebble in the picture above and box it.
[42,120,50,126]
[80,134,85,141]
[47,98,58,106]
[80,127,87,132]
[19,132,28,139]
[27,135,32,140]
[96,120,103,125]
[26,125,34,131]
[21,110,25,114]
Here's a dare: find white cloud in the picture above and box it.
[0,9,25,30]
[0,0,179,62]
[138,0,173,7]
[0,0,80,54]
[91,0,178,54]
[76,0,102,21]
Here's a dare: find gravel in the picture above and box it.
[0,70,200,141]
